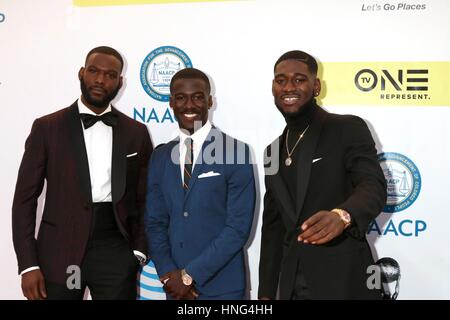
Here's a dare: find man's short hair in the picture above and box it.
[274,50,318,75]
[85,46,124,71]
[170,68,211,94]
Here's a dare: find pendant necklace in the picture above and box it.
[285,125,309,166]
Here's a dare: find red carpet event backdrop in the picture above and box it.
[1,0,449,299]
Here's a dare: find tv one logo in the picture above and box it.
[354,68,429,95]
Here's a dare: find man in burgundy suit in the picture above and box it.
[12,46,153,299]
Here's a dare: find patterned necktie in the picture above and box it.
[80,112,118,129]
[183,138,193,190]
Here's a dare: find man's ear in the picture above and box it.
[78,67,84,81]
[169,96,174,109]
[314,78,321,95]
[208,95,213,109]
[118,76,123,90]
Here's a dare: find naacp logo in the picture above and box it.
[140,46,193,102]
[378,152,421,213]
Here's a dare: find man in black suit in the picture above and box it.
[12,46,153,299]
[258,50,387,299]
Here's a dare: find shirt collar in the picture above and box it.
[77,97,112,116]
[179,120,212,148]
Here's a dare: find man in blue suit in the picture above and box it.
[144,68,256,300]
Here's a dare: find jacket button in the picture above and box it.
[183,211,189,217]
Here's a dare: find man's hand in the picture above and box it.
[21,269,47,300]
[161,269,196,300]
[182,287,199,300]
[297,210,345,245]
[160,272,171,285]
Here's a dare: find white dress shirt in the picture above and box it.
[179,121,212,184]
[78,99,113,202]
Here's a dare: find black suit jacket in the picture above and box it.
[12,101,153,285]
[258,107,387,299]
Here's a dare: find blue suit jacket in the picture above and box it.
[144,128,256,297]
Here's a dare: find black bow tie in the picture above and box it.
[80,112,118,129]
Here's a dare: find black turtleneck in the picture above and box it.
[279,98,318,207]
[284,97,317,131]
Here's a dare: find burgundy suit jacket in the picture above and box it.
[12,101,153,285]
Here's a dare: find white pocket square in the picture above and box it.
[312,157,322,163]
[198,171,221,178]
[126,152,138,158]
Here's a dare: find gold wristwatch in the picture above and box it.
[181,268,193,286]
[331,208,352,229]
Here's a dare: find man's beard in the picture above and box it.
[79,78,120,109]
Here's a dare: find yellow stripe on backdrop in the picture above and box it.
[74,0,237,6]
[318,62,450,106]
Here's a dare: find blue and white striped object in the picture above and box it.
[138,260,166,300]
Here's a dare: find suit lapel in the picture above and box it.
[295,107,327,220]
[168,140,185,203]
[266,134,297,225]
[111,106,126,205]
[67,102,92,204]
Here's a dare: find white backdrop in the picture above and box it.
[1,0,449,299]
